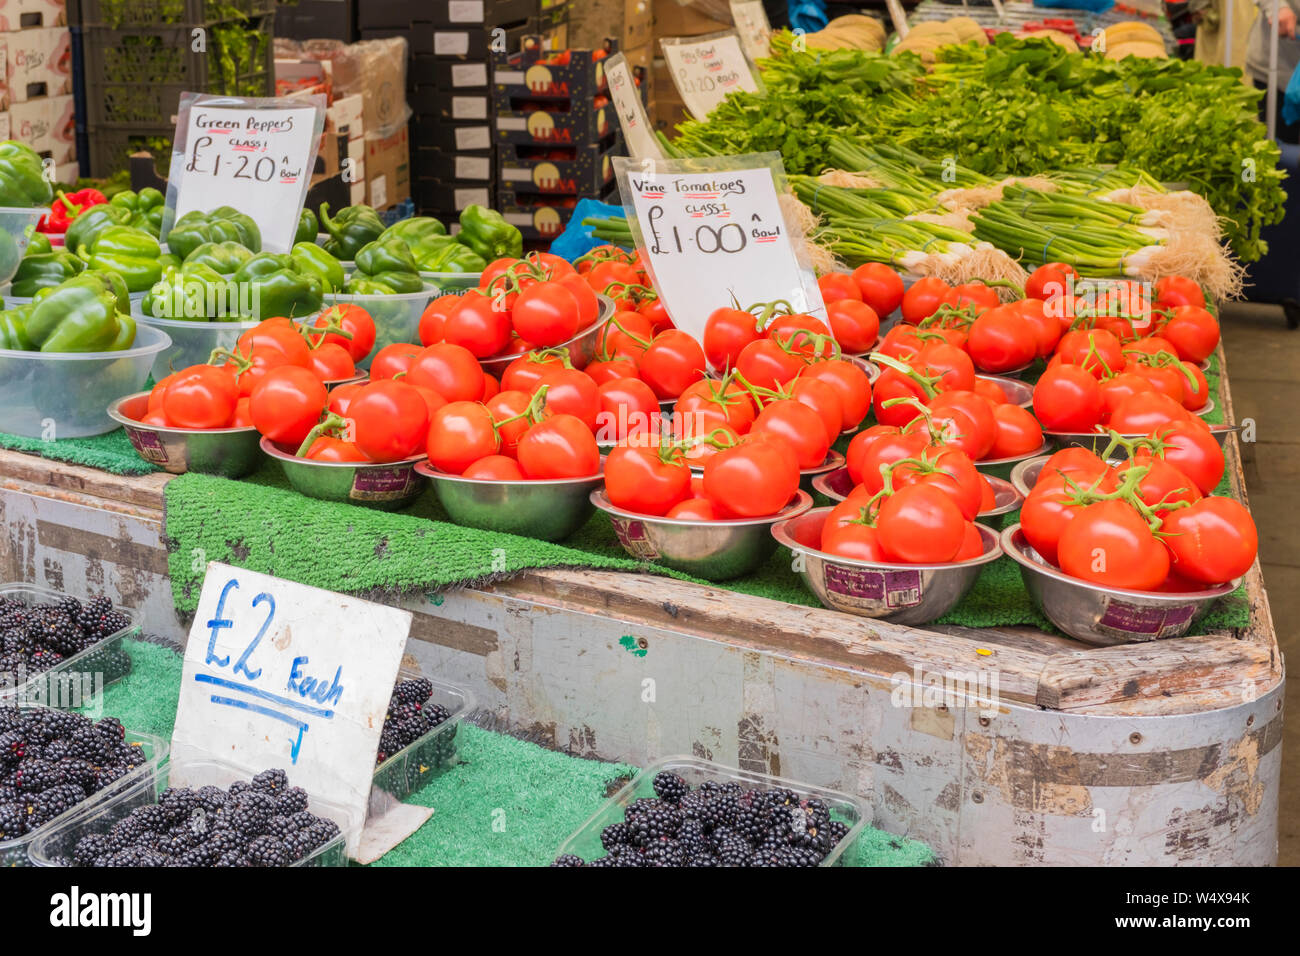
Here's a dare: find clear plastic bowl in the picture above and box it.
[368,670,472,820]
[0,323,171,438]
[0,583,141,705]
[555,755,869,866]
[28,755,349,867]
[4,288,147,309]
[321,282,436,367]
[420,271,481,295]
[131,300,260,379]
[0,206,51,284]
[0,720,168,867]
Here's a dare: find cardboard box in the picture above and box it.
[654,0,730,38]
[8,92,73,163]
[1,27,70,105]
[570,0,650,51]
[651,57,687,131]
[413,179,492,213]
[410,55,491,90]
[498,136,620,195]
[0,0,66,30]
[411,115,492,151]
[417,147,493,181]
[365,126,411,210]
[274,57,331,99]
[399,19,533,58]
[349,165,368,204]
[498,183,618,239]
[409,88,490,121]
[329,92,365,140]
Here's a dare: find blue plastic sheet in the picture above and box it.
[789,0,827,33]
[1285,63,1300,128]
[1033,0,1113,12]
[548,198,630,262]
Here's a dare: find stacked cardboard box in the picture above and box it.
[493,37,643,248]
[0,0,76,179]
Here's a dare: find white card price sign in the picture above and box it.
[170,563,411,856]
[606,53,663,160]
[614,153,825,341]
[164,92,326,254]
[729,0,772,62]
[660,30,761,120]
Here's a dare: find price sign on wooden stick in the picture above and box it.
[660,30,761,120]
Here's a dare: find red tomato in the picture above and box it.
[846,424,900,485]
[418,295,459,346]
[901,277,950,325]
[486,390,532,458]
[306,342,356,383]
[788,376,844,444]
[701,437,801,518]
[1055,329,1124,379]
[231,397,252,428]
[1012,297,1062,357]
[1115,458,1201,517]
[1159,306,1219,363]
[987,403,1044,459]
[767,315,834,359]
[1136,421,1224,495]
[947,282,1000,311]
[1025,263,1076,301]
[857,431,930,494]
[516,415,601,478]
[1057,499,1170,590]
[736,337,808,391]
[675,378,756,435]
[972,377,1010,406]
[596,377,661,443]
[891,447,983,520]
[666,498,718,521]
[817,272,863,305]
[463,455,525,481]
[304,437,369,462]
[369,343,421,380]
[826,299,880,353]
[249,366,327,445]
[966,305,1037,373]
[481,373,500,401]
[237,320,310,368]
[1107,391,1190,436]
[345,379,430,462]
[927,390,998,460]
[161,365,238,429]
[597,311,654,362]
[407,343,486,402]
[1020,468,1111,565]
[851,263,905,317]
[604,444,691,516]
[1154,275,1205,311]
[638,330,706,399]
[312,304,377,362]
[752,399,831,469]
[917,341,976,392]
[1032,365,1104,431]
[1161,496,1257,584]
[1178,360,1209,410]
[876,484,966,563]
[800,359,872,431]
[427,401,500,474]
[148,372,179,412]
[512,281,582,348]
[536,367,600,431]
[327,382,365,417]
[1099,371,1155,421]
[444,289,513,358]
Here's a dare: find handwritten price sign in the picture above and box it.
[606,52,663,160]
[614,154,824,341]
[660,31,760,120]
[170,563,410,856]
[166,93,324,253]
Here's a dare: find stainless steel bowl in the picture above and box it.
[260,438,427,510]
[479,294,615,377]
[973,440,1054,480]
[809,466,1020,521]
[999,524,1237,646]
[592,488,814,581]
[976,373,1032,408]
[1042,423,1239,455]
[772,508,1001,625]
[108,392,262,477]
[414,462,602,541]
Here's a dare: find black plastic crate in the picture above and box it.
[86,124,176,178]
[361,0,535,29]
[409,54,491,90]
[83,23,274,128]
[275,0,358,41]
[411,115,493,151]
[72,0,274,27]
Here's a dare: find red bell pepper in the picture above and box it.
[37,187,108,234]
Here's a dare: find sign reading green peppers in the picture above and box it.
[344,238,424,295]
[0,272,136,353]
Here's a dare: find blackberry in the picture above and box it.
[0,801,27,840]
[689,851,720,867]
[585,856,614,868]
[265,814,296,839]
[0,730,24,763]
[31,784,86,825]
[223,791,277,835]
[394,678,433,706]
[73,833,110,865]
[158,830,201,858]
[95,765,131,790]
[0,652,27,675]
[825,819,850,847]
[277,787,309,815]
[15,758,63,792]
[215,850,248,867]
[131,804,168,833]
[195,785,227,812]
[423,704,451,731]
[626,805,681,846]
[716,833,751,866]
[245,835,291,867]
[676,817,709,857]
[302,818,341,851]
[376,728,403,763]
[282,829,318,862]
[159,788,201,820]
[77,597,127,639]
[67,728,110,763]
[641,838,686,867]
[94,716,125,743]
[624,797,665,818]
[551,854,584,867]
[677,790,708,821]
[251,769,288,794]
[227,780,251,797]
[696,793,737,831]
[41,740,70,762]
[386,701,421,724]
[107,816,145,851]
[600,822,630,850]
[651,771,689,804]
[288,810,317,831]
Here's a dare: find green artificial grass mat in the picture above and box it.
[0,427,160,477]
[90,638,936,867]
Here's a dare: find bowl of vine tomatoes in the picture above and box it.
[591,487,814,581]
[811,467,1023,524]
[260,438,429,510]
[772,505,1002,625]
[477,293,615,378]
[414,462,604,542]
[109,390,261,477]
[323,282,439,367]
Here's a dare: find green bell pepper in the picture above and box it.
[142,263,235,322]
[25,231,52,257]
[0,141,54,208]
[166,206,262,261]
[184,240,254,276]
[11,250,85,296]
[457,205,522,262]
[296,208,319,245]
[346,238,424,294]
[290,241,344,293]
[319,203,385,260]
[26,273,135,353]
[80,225,164,293]
[0,303,34,350]
[379,216,447,254]
[110,187,166,237]
[65,204,133,256]
[416,237,487,274]
[233,253,324,319]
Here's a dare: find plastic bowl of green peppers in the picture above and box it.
[130,301,261,382]
[0,206,51,285]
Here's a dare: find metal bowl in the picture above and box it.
[973,440,1054,480]
[999,524,1237,646]
[810,466,1021,522]
[260,438,427,510]
[845,354,880,385]
[1042,423,1239,455]
[592,488,814,581]
[772,508,1002,625]
[108,392,262,477]
[479,294,615,377]
[976,373,1032,408]
[414,461,602,541]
